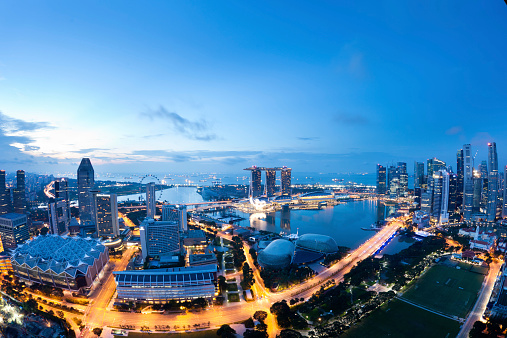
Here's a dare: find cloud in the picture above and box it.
[445,126,463,135]
[71,148,109,154]
[297,137,320,141]
[23,145,40,151]
[334,113,370,125]
[140,106,217,141]
[0,112,53,133]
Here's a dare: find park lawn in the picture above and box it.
[342,299,460,338]
[402,263,484,318]
[115,329,218,337]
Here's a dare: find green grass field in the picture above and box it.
[342,299,460,338]
[115,329,218,338]
[402,264,485,318]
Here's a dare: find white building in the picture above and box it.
[48,199,70,235]
[94,194,119,238]
[413,210,430,229]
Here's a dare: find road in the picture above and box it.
[456,260,502,338]
[81,221,400,336]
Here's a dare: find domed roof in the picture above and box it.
[257,239,295,269]
[296,234,338,254]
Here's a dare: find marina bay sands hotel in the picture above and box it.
[244,166,292,198]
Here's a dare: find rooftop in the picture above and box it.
[0,213,27,220]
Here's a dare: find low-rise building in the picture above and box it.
[113,264,217,303]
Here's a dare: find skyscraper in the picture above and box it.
[95,194,119,237]
[13,170,25,214]
[0,170,8,215]
[55,178,71,222]
[140,218,180,259]
[280,167,292,195]
[448,172,457,215]
[503,166,507,218]
[265,169,276,197]
[432,170,450,225]
[414,162,425,189]
[250,168,262,197]
[487,142,498,221]
[387,165,399,197]
[456,149,464,210]
[162,204,188,232]
[146,182,156,219]
[376,164,387,194]
[77,158,95,223]
[427,158,446,178]
[48,199,70,235]
[463,144,474,221]
[397,162,408,196]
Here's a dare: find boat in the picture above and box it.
[361,221,385,231]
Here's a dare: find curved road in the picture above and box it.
[82,222,400,337]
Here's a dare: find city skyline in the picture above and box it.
[1,2,507,174]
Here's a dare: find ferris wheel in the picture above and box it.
[138,174,163,201]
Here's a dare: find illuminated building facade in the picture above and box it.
[280,167,292,195]
[113,264,217,303]
[0,170,8,215]
[463,144,474,221]
[13,170,25,214]
[140,218,180,259]
[487,142,499,221]
[146,182,156,219]
[77,158,95,223]
[162,204,187,231]
[11,235,108,290]
[265,169,276,197]
[0,213,29,249]
[456,149,464,210]
[48,199,70,235]
[376,164,387,195]
[397,162,408,196]
[414,162,425,189]
[95,194,119,237]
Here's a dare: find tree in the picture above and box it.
[218,276,227,293]
[92,327,103,337]
[191,297,208,309]
[244,330,268,338]
[277,329,304,338]
[469,321,487,338]
[40,227,49,236]
[244,317,255,328]
[217,324,236,338]
[253,310,268,322]
[56,310,64,319]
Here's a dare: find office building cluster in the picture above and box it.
[76,158,119,238]
[244,166,291,197]
[376,142,506,225]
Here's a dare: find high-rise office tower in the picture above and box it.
[0,170,8,215]
[387,165,399,197]
[397,162,408,196]
[265,169,276,197]
[13,170,25,214]
[48,199,70,235]
[162,204,188,232]
[456,149,464,210]
[55,178,71,222]
[146,182,156,219]
[0,213,29,249]
[448,173,457,214]
[431,170,450,225]
[280,167,291,195]
[95,194,119,237]
[463,144,474,221]
[427,158,446,178]
[414,162,425,189]
[376,164,387,194]
[472,170,482,213]
[487,142,499,221]
[140,218,180,259]
[503,166,507,218]
[77,158,95,223]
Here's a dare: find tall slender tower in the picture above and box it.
[414,162,425,189]
[456,149,464,210]
[146,182,156,219]
[280,167,292,195]
[463,144,473,221]
[503,165,507,218]
[376,164,387,194]
[397,162,408,196]
[265,169,276,197]
[13,170,25,214]
[487,142,498,221]
[0,170,8,215]
[77,158,95,223]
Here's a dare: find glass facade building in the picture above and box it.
[376,164,386,194]
[0,213,29,249]
[113,264,217,303]
[77,158,95,223]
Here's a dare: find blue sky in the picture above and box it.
[0,1,506,175]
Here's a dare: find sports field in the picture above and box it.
[342,299,460,338]
[115,330,218,338]
[402,263,485,318]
